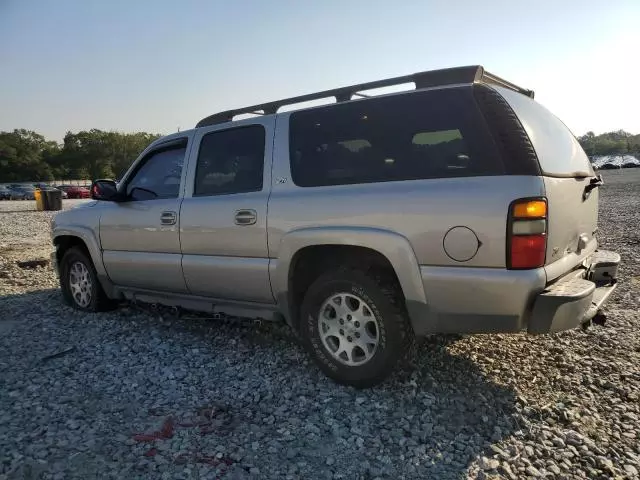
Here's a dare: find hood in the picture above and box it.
[70,200,99,209]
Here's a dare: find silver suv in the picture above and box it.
[51,65,620,387]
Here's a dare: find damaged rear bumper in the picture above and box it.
[528,250,620,334]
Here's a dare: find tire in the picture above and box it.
[299,267,413,388]
[59,247,115,312]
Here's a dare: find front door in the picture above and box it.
[179,119,274,303]
[100,136,191,293]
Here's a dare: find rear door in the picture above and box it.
[496,87,598,279]
[178,118,275,303]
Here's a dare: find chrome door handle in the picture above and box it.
[160,211,177,225]
[234,209,257,225]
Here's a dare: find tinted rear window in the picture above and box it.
[495,87,594,177]
[289,88,503,187]
[194,126,265,196]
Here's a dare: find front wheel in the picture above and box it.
[59,247,115,312]
[299,268,413,388]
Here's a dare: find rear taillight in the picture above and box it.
[508,198,547,269]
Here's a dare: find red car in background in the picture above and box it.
[58,185,91,199]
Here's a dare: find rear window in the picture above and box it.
[495,87,594,177]
[289,88,503,187]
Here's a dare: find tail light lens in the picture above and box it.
[513,200,546,218]
[508,198,547,269]
[510,235,546,268]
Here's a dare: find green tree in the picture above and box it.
[578,130,637,158]
[0,129,54,182]
[0,128,161,183]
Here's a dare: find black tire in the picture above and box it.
[299,267,413,388]
[59,247,115,312]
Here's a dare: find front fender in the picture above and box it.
[51,225,117,298]
[52,225,105,275]
[272,226,430,331]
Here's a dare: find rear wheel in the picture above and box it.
[60,247,115,312]
[299,268,413,388]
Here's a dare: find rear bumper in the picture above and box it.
[527,250,620,334]
[413,249,620,336]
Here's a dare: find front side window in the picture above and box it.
[289,88,503,187]
[126,144,186,201]
[194,125,265,196]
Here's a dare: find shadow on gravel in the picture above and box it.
[379,335,519,478]
[0,289,57,331]
[0,289,517,480]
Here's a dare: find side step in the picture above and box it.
[115,287,281,322]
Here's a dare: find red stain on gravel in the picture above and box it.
[131,407,236,478]
[160,416,174,438]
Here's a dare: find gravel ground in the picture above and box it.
[0,172,639,480]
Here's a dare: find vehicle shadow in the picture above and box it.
[0,289,514,480]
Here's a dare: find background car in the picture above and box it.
[8,184,36,200]
[0,185,13,199]
[57,185,90,199]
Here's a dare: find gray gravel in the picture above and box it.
[1,172,639,480]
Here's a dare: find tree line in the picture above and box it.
[0,129,161,183]
[1,128,639,183]
[577,130,640,157]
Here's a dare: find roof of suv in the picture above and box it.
[195,65,534,128]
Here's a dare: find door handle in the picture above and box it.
[234,209,257,225]
[160,211,177,225]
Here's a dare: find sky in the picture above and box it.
[1,0,639,142]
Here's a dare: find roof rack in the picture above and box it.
[195,65,534,128]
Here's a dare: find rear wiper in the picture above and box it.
[583,174,604,200]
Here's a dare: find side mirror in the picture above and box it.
[90,179,119,201]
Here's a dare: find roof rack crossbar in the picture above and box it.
[196,65,534,127]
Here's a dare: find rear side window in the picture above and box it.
[194,126,265,196]
[289,88,503,187]
[495,87,594,177]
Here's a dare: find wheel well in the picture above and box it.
[53,235,90,265]
[287,245,403,328]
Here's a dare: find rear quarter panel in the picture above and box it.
[269,112,546,269]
